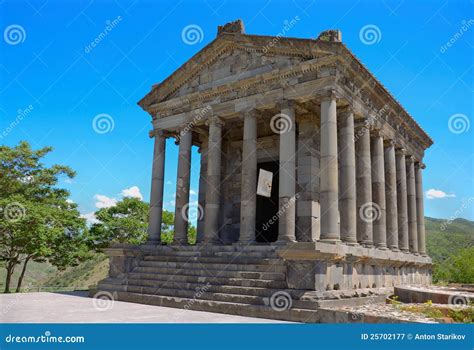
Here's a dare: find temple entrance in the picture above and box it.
[255,161,279,243]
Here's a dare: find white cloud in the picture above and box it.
[166,180,173,185]
[94,194,117,208]
[66,199,74,204]
[190,189,198,196]
[81,212,99,225]
[426,189,456,200]
[92,186,144,210]
[121,185,143,200]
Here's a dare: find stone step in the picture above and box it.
[138,260,287,273]
[124,284,264,305]
[142,255,284,265]
[144,250,280,259]
[132,266,287,280]
[110,290,320,323]
[98,280,316,311]
[150,245,280,252]
[127,272,288,288]
[125,278,282,297]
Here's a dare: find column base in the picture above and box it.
[232,240,257,246]
[144,240,160,246]
[319,238,341,244]
[360,241,374,248]
[171,240,188,246]
[376,244,388,250]
[276,238,297,244]
[390,247,400,252]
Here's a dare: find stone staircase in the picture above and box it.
[95,244,391,322]
[95,245,327,322]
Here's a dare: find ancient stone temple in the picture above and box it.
[96,20,433,322]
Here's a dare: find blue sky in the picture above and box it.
[0,0,473,223]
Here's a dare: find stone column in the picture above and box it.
[239,111,257,243]
[338,108,357,245]
[203,116,223,243]
[196,142,207,243]
[355,122,373,246]
[396,148,409,252]
[278,100,296,242]
[406,155,418,254]
[147,130,166,244]
[173,129,192,244]
[320,93,340,243]
[384,140,399,251]
[415,162,427,256]
[371,130,387,249]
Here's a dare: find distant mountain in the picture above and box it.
[1,217,473,291]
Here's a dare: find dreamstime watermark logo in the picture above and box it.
[352,105,388,143]
[262,16,300,53]
[448,294,469,306]
[262,194,299,231]
[270,113,292,134]
[177,105,211,142]
[359,24,382,45]
[183,282,211,310]
[3,24,26,45]
[5,330,85,344]
[181,24,204,45]
[440,19,474,53]
[92,113,115,134]
[263,291,292,312]
[448,113,470,134]
[84,16,123,53]
[0,105,34,140]
[440,197,474,231]
[181,202,204,223]
[2,202,26,222]
[92,291,116,311]
[359,202,381,223]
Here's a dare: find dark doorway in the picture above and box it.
[255,161,279,243]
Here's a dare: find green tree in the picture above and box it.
[89,197,149,248]
[448,247,474,284]
[0,142,89,293]
[89,198,196,247]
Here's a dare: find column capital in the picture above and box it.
[406,155,416,163]
[238,109,259,120]
[416,162,426,170]
[205,116,225,127]
[321,89,338,102]
[396,147,406,155]
[277,99,296,110]
[338,105,354,118]
[371,128,384,138]
[384,138,396,148]
[149,129,167,138]
[174,127,192,145]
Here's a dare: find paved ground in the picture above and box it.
[0,292,287,323]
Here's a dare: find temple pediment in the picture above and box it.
[138,32,338,108]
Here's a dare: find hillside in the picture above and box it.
[425,217,474,263]
[0,217,472,291]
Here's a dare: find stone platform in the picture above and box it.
[94,243,432,323]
